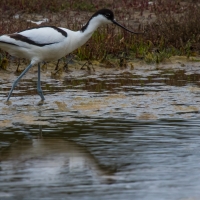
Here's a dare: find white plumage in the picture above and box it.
[0,8,139,101]
[1,27,84,63]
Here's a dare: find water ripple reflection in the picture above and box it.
[1,65,200,199]
[0,118,200,200]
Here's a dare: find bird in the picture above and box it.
[0,8,142,101]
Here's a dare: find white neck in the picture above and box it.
[66,15,109,54]
[77,15,108,46]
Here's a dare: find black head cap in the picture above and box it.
[92,8,114,21]
[81,8,114,32]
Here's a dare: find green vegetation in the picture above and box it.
[0,0,200,66]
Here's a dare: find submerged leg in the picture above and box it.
[37,63,45,101]
[7,63,33,101]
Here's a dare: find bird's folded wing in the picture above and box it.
[0,26,68,48]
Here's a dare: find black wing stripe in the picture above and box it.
[51,26,67,37]
[8,34,58,47]
[20,26,68,37]
[0,41,19,47]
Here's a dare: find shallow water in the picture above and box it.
[0,62,200,200]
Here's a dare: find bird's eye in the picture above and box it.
[105,13,110,18]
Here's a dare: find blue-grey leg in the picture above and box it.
[37,63,45,101]
[7,63,33,101]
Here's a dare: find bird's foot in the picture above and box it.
[37,100,45,106]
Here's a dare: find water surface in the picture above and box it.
[0,61,200,200]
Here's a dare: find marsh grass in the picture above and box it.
[0,0,200,65]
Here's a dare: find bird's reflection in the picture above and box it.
[0,125,116,188]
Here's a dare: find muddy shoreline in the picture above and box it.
[0,55,200,129]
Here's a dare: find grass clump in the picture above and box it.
[1,0,200,66]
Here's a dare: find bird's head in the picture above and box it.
[91,8,143,34]
[92,9,114,24]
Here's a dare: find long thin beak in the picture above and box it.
[112,20,144,34]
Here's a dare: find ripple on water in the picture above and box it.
[0,65,200,199]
